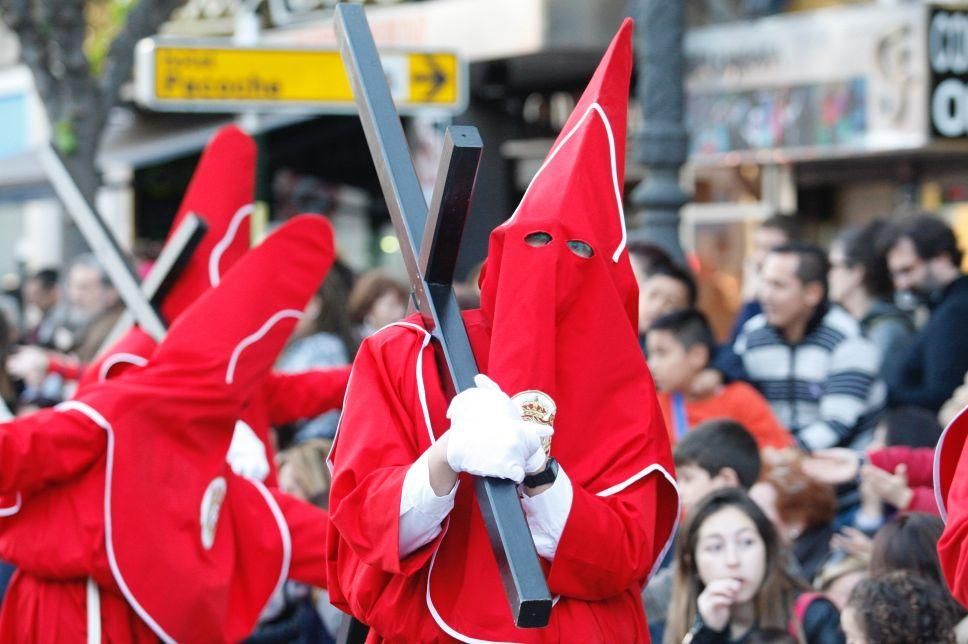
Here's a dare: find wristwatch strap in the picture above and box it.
[523,457,558,488]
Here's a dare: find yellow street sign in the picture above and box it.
[134,38,465,114]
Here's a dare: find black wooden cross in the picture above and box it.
[95,212,208,355]
[334,2,553,633]
[40,146,207,343]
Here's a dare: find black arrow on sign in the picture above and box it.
[412,54,448,101]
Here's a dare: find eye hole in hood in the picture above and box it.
[567,240,594,258]
[524,231,553,247]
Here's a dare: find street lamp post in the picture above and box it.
[630,0,689,264]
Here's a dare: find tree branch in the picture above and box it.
[0,0,56,104]
[99,0,186,108]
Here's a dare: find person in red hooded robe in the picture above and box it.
[935,403,968,608]
[79,126,351,487]
[0,214,336,642]
[326,19,679,642]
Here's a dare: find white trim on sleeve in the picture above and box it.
[399,450,458,558]
[98,353,148,382]
[0,493,22,517]
[519,466,573,560]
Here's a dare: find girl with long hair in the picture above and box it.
[665,488,843,644]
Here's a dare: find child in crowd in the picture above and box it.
[841,571,960,644]
[868,513,968,638]
[277,438,335,509]
[869,513,946,579]
[628,239,697,340]
[346,270,408,338]
[813,552,868,611]
[647,309,793,450]
[674,419,763,512]
[639,262,698,333]
[665,488,842,644]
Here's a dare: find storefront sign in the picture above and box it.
[929,5,968,138]
[686,4,930,163]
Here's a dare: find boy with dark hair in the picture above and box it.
[634,260,697,336]
[673,419,763,512]
[647,309,792,450]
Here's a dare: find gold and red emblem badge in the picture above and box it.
[512,390,556,455]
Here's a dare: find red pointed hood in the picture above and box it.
[141,213,334,409]
[477,19,670,492]
[479,18,637,347]
[160,125,255,323]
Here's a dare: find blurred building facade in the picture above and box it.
[1,0,967,290]
[0,23,61,278]
[682,1,968,330]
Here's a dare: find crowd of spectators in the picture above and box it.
[635,212,968,643]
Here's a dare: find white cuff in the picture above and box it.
[853,508,884,533]
[399,450,458,558]
[225,419,270,481]
[520,465,573,560]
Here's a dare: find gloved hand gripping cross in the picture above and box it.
[445,375,551,483]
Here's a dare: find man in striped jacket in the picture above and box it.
[733,242,885,451]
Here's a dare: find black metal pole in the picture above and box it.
[630,0,689,264]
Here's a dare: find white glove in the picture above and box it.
[445,375,551,483]
[6,346,50,388]
[226,419,270,481]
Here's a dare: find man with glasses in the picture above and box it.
[879,215,968,413]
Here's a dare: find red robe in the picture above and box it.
[75,125,353,488]
[0,214,335,641]
[936,405,968,607]
[81,324,351,487]
[327,313,676,643]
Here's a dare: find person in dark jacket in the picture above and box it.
[879,215,968,412]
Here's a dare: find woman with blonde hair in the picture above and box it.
[665,488,843,644]
[277,438,334,509]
